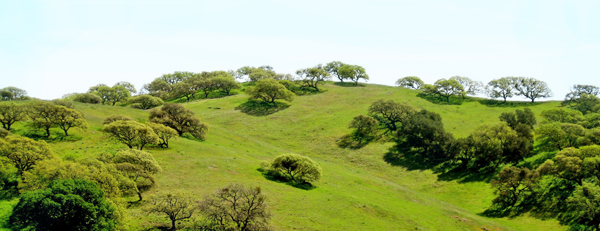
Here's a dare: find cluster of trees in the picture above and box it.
[396,76,553,102]
[0,100,87,138]
[0,87,28,101]
[102,103,208,149]
[143,71,241,101]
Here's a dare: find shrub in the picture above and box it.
[268,153,322,185]
[73,93,102,104]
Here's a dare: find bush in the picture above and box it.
[128,95,164,109]
[0,127,9,138]
[103,114,134,125]
[73,93,102,104]
[268,153,322,185]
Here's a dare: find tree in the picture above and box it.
[269,154,322,185]
[128,95,164,109]
[397,109,454,161]
[172,81,196,101]
[145,79,173,99]
[245,79,295,107]
[433,78,464,102]
[338,64,369,86]
[512,77,552,102]
[0,87,27,100]
[490,166,540,209]
[147,122,178,148]
[9,179,118,231]
[0,102,27,130]
[51,106,88,136]
[73,93,102,104]
[487,77,516,102]
[149,103,209,140]
[537,122,586,151]
[0,135,54,179]
[213,76,241,95]
[449,76,482,97]
[28,101,57,137]
[459,123,530,169]
[52,99,75,109]
[200,183,270,231]
[367,99,414,132]
[102,120,159,150]
[563,84,600,107]
[148,191,197,230]
[103,114,133,125]
[114,81,137,94]
[191,77,217,98]
[541,108,584,124]
[565,182,600,230]
[88,83,108,93]
[296,64,331,91]
[0,89,14,101]
[571,94,600,115]
[396,76,424,90]
[348,115,379,144]
[324,61,346,83]
[112,149,161,201]
[499,108,537,130]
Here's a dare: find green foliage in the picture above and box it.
[490,166,540,210]
[20,158,135,199]
[348,115,379,144]
[433,78,465,102]
[449,76,482,97]
[367,99,414,133]
[0,87,27,101]
[337,64,369,86]
[397,109,454,161]
[114,81,137,94]
[92,84,132,105]
[0,128,8,138]
[396,76,424,90]
[149,103,209,140]
[324,61,346,83]
[537,123,586,151]
[512,77,553,103]
[103,114,134,125]
[499,107,537,130]
[296,64,331,91]
[102,120,159,150]
[213,76,241,95]
[487,77,516,102]
[571,94,600,115]
[246,79,295,106]
[27,101,58,137]
[268,153,322,185]
[580,113,600,129]
[144,78,172,99]
[147,122,178,148]
[562,84,600,108]
[51,106,88,136]
[51,99,74,109]
[0,102,27,131]
[200,183,270,231]
[72,93,102,104]
[9,179,118,231]
[541,108,584,124]
[0,135,54,178]
[112,149,161,201]
[128,95,164,109]
[147,191,197,230]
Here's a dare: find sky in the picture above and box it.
[1,0,599,101]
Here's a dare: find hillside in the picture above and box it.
[1,83,565,230]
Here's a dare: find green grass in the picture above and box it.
[2,83,565,230]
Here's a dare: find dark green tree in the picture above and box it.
[9,179,118,231]
[269,153,322,184]
[348,115,379,144]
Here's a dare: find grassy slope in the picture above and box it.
[2,83,564,230]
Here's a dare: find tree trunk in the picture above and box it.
[171,219,177,230]
[45,128,51,138]
[64,129,69,136]
[355,80,359,86]
[137,191,143,201]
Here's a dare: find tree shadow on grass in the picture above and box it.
[382,147,442,171]
[416,93,464,105]
[436,165,497,183]
[256,168,316,190]
[336,134,370,149]
[21,130,83,143]
[476,99,542,108]
[235,100,290,116]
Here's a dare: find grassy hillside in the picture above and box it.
[2,83,564,230]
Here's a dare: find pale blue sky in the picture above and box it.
[1,0,599,100]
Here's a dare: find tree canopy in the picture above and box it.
[396,76,424,90]
[246,79,295,106]
[338,64,369,86]
[269,153,322,185]
[149,103,209,140]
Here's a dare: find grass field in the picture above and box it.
[1,83,565,230]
